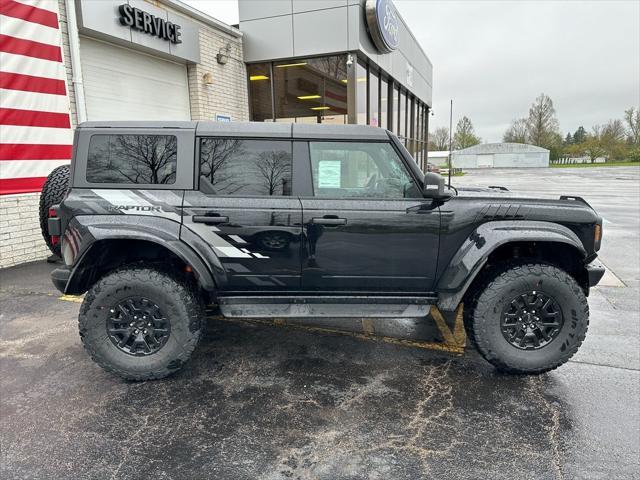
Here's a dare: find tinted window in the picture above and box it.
[199,139,292,196]
[309,142,419,199]
[87,135,177,184]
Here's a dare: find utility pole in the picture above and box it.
[448,99,453,188]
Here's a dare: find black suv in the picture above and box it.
[47,121,605,380]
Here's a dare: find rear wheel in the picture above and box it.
[468,263,589,374]
[79,267,204,380]
[39,164,70,257]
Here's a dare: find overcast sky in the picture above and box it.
[187,0,639,142]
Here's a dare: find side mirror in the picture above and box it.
[423,172,451,200]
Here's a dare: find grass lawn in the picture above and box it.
[551,161,640,168]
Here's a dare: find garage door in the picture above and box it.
[80,37,191,121]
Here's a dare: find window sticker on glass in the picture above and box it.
[317,160,341,188]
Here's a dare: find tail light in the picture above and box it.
[48,206,61,245]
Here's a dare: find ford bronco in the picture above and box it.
[46,121,605,380]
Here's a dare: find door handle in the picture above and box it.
[192,215,229,224]
[310,217,347,226]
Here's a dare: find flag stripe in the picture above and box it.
[0,52,65,80]
[0,88,69,113]
[0,0,58,28]
[0,144,72,160]
[0,176,47,194]
[0,158,69,179]
[0,71,66,95]
[0,14,60,44]
[0,108,70,128]
[1,0,71,194]
[0,34,63,62]
[13,0,59,14]
[1,124,73,144]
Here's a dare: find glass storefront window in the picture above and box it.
[247,63,273,122]
[247,55,430,135]
[398,90,406,140]
[369,69,379,127]
[380,76,388,129]
[356,61,367,125]
[392,84,399,134]
[268,55,348,124]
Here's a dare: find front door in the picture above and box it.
[300,141,440,293]
[183,138,303,291]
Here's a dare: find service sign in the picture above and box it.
[119,4,182,44]
[365,0,400,53]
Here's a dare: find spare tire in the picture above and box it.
[39,164,70,257]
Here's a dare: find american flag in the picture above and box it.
[0,0,72,195]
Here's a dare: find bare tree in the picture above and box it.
[526,94,561,149]
[428,127,450,151]
[624,107,639,145]
[503,118,528,143]
[87,135,177,184]
[255,150,291,195]
[199,138,246,194]
[453,116,481,149]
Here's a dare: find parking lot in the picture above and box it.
[1,166,639,479]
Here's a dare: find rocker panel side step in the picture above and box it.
[217,296,436,318]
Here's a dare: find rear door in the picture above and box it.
[299,140,440,293]
[182,136,303,291]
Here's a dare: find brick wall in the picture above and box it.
[0,194,50,269]
[187,22,249,121]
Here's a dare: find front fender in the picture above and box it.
[436,220,586,311]
[60,215,217,293]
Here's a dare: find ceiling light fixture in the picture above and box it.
[275,62,308,68]
[310,106,330,111]
[249,75,269,81]
[298,95,321,100]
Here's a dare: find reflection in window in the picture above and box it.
[398,90,407,139]
[309,141,418,199]
[356,61,367,125]
[392,84,400,134]
[87,135,176,184]
[272,55,347,124]
[247,63,273,122]
[369,69,379,127]
[199,139,292,196]
[380,77,389,130]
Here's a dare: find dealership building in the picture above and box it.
[0,0,433,268]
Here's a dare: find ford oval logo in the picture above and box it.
[365,0,400,53]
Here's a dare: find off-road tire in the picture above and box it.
[79,267,204,380]
[39,164,70,256]
[468,262,589,374]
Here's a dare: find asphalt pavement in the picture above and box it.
[1,166,639,479]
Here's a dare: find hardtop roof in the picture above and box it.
[78,121,391,140]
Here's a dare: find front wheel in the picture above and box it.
[79,267,204,380]
[468,263,589,374]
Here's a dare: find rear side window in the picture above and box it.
[86,135,177,184]
[199,138,292,196]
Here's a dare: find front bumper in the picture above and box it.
[51,266,71,293]
[586,259,606,287]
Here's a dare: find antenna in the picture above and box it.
[448,99,453,188]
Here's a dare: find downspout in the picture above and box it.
[64,0,87,124]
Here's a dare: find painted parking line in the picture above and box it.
[58,294,83,303]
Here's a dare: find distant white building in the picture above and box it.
[427,151,451,167]
[453,143,550,168]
